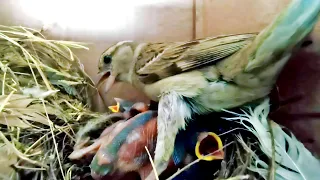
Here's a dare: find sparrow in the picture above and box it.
[97,0,320,177]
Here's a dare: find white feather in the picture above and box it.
[153,91,191,174]
[22,87,59,99]
[224,98,320,180]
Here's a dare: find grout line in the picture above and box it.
[192,0,197,40]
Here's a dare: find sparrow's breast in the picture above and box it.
[143,70,208,101]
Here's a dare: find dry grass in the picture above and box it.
[0,25,104,180]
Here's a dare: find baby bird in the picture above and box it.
[97,0,320,177]
[90,110,158,179]
[68,98,150,160]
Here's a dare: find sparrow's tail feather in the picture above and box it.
[217,0,320,79]
[245,0,320,72]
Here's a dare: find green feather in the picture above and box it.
[245,0,320,72]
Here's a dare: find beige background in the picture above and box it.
[1,0,320,155]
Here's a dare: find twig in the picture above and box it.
[218,128,248,136]
[145,146,159,180]
[0,90,15,113]
[219,175,250,180]
[2,64,7,95]
[13,164,46,171]
[267,119,276,180]
[41,99,65,179]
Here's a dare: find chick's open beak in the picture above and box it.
[108,101,120,113]
[195,132,224,161]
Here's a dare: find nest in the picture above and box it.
[0,25,104,180]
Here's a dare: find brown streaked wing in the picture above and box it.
[136,33,257,84]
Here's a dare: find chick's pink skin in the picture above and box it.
[117,117,158,172]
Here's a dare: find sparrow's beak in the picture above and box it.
[195,132,224,161]
[96,71,116,94]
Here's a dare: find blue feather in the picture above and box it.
[172,132,187,165]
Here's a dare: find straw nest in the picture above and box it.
[0,25,106,180]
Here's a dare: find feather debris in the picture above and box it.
[223,98,320,180]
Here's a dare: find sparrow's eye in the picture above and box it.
[103,55,112,64]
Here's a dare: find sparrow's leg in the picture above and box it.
[151,91,192,178]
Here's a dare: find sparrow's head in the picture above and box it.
[97,41,136,91]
